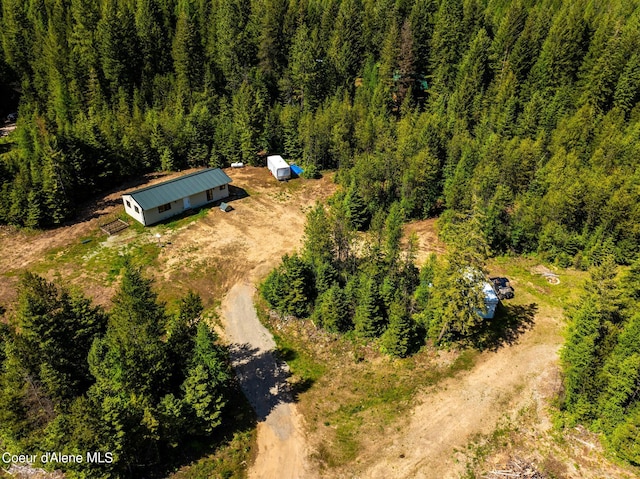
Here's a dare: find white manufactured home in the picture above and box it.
[122,168,232,226]
[267,155,291,180]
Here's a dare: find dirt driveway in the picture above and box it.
[221,283,315,479]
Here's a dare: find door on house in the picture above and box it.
[183,197,191,209]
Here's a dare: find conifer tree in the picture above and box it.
[428,213,489,343]
[354,277,386,338]
[381,301,417,357]
[328,0,364,85]
[560,298,603,421]
[182,322,230,435]
[10,272,107,402]
[312,284,350,333]
[344,180,369,231]
[89,259,169,398]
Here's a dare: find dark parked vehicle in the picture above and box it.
[489,277,515,300]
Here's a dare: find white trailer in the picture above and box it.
[267,155,291,180]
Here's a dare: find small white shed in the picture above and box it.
[267,155,291,181]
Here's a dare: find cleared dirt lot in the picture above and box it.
[0,167,335,310]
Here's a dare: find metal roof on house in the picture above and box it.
[125,168,232,210]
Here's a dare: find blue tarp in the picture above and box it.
[290,164,304,177]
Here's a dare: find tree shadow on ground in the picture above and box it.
[229,343,313,422]
[470,302,538,352]
[71,174,171,224]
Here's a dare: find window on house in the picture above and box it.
[126,200,131,208]
[206,189,214,201]
[219,184,226,190]
[134,206,139,213]
[158,203,171,213]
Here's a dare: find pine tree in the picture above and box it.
[354,277,386,338]
[182,322,230,435]
[289,24,322,108]
[172,11,203,101]
[11,272,107,402]
[89,260,169,398]
[303,202,335,267]
[315,260,339,295]
[383,202,405,267]
[381,301,417,357]
[560,298,603,421]
[613,53,640,115]
[429,0,464,93]
[312,284,350,333]
[428,213,489,344]
[344,180,369,231]
[327,0,364,85]
[232,81,260,164]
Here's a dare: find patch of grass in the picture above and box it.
[255,297,479,470]
[256,302,327,386]
[488,256,587,310]
[460,418,516,479]
[84,241,160,283]
[37,231,104,268]
[168,429,255,479]
[21,229,161,293]
[164,206,210,230]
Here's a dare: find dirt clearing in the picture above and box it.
[0,167,334,309]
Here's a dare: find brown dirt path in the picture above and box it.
[356,335,561,478]
[221,283,316,479]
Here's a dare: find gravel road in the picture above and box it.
[221,282,314,479]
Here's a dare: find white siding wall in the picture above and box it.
[142,198,185,225]
[122,195,146,225]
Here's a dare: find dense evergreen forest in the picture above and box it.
[561,257,640,467]
[0,0,638,266]
[2,0,640,473]
[0,265,232,477]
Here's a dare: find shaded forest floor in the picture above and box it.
[1,168,638,478]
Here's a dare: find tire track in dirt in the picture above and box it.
[221,282,315,479]
[351,313,563,479]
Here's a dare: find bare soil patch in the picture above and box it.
[404,218,446,264]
